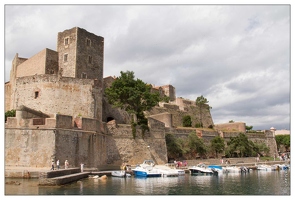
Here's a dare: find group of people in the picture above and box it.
[220,159,231,164]
[174,160,187,168]
[50,159,69,170]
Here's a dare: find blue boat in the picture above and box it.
[132,160,162,177]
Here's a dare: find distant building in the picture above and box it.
[272,128,290,135]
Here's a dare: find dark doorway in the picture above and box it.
[107,117,114,122]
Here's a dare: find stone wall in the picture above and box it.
[4,82,11,112]
[5,113,168,169]
[145,101,214,129]
[5,128,56,168]
[5,113,278,169]
[12,75,101,119]
[75,27,104,81]
[215,122,246,132]
[222,131,277,156]
[16,48,58,78]
[57,27,78,78]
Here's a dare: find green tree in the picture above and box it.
[253,142,270,156]
[246,125,253,131]
[182,115,192,127]
[275,135,290,152]
[226,133,254,157]
[195,95,209,128]
[210,136,225,158]
[225,133,269,157]
[105,71,162,138]
[5,109,16,122]
[188,132,207,158]
[165,133,184,159]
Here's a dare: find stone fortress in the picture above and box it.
[5,27,277,170]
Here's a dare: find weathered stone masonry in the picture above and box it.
[5,27,278,169]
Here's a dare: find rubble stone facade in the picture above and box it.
[5,27,277,169]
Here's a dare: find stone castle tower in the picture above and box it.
[5,27,104,121]
[57,27,104,80]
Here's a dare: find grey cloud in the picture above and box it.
[4,5,290,131]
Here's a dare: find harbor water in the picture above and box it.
[5,170,290,195]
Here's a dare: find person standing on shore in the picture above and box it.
[56,160,60,170]
[51,160,55,170]
[65,160,69,169]
[80,163,84,172]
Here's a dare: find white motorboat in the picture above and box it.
[177,169,186,175]
[111,170,126,177]
[188,163,214,175]
[256,164,272,171]
[154,165,179,177]
[222,166,241,173]
[132,160,162,177]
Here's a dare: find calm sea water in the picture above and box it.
[5,170,290,195]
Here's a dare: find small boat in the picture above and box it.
[223,166,242,173]
[256,164,272,171]
[154,165,179,177]
[132,160,162,177]
[240,166,249,173]
[111,170,126,177]
[177,169,186,175]
[164,163,185,175]
[89,175,99,179]
[188,163,214,175]
[278,164,290,170]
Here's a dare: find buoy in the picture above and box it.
[100,175,107,180]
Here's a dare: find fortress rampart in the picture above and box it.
[5,27,278,170]
[9,74,102,121]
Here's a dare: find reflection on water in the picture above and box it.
[5,170,290,195]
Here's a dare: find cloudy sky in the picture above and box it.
[3,4,291,130]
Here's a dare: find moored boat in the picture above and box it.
[223,166,241,173]
[256,164,272,171]
[208,165,223,175]
[188,163,214,175]
[132,160,162,177]
[154,165,179,177]
[111,170,126,177]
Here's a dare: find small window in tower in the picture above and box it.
[88,56,92,64]
[64,54,68,62]
[35,91,39,99]
[81,72,87,79]
[86,38,91,46]
[65,38,69,45]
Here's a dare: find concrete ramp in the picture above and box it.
[39,168,90,186]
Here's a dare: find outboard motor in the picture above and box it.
[240,166,248,173]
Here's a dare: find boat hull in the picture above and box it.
[132,170,162,177]
[111,170,126,177]
[189,168,214,175]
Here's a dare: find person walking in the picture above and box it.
[51,160,55,170]
[65,160,69,169]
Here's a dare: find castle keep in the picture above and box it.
[5,27,277,169]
